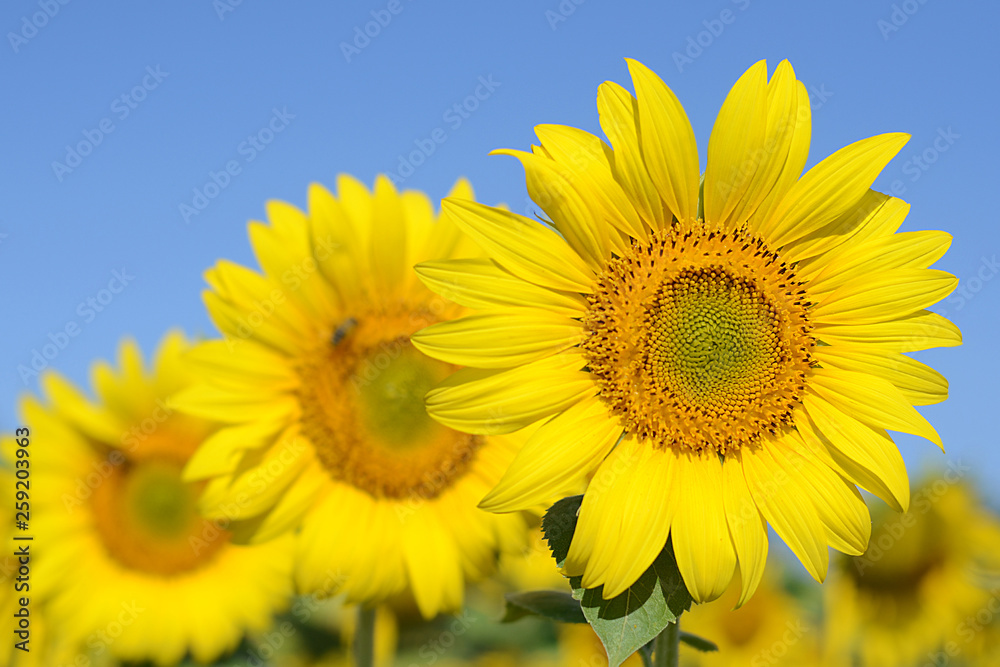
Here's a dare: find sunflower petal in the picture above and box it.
[415,258,587,317]
[411,311,583,369]
[442,198,595,293]
[766,133,909,248]
[479,396,622,513]
[810,368,942,449]
[722,454,768,607]
[626,59,700,222]
[424,353,594,434]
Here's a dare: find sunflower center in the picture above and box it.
[298,309,483,500]
[583,224,814,454]
[92,455,228,575]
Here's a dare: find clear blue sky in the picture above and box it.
[2,0,997,499]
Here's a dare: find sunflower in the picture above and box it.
[411,59,959,605]
[824,477,1000,667]
[174,176,529,619]
[680,572,819,666]
[23,333,293,665]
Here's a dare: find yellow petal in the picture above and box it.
[415,258,587,317]
[369,175,409,298]
[742,444,829,582]
[766,133,909,247]
[812,268,957,325]
[412,311,583,369]
[780,433,871,555]
[803,230,952,295]
[534,123,644,245]
[798,395,909,512]
[442,198,595,293]
[424,352,594,434]
[600,444,679,599]
[172,384,296,424]
[814,346,948,405]
[671,451,737,602]
[781,190,906,265]
[596,80,662,231]
[722,453,768,607]
[626,59,700,222]
[704,60,768,228]
[182,419,286,481]
[814,309,961,353]
[402,508,464,618]
[479,396,623,513]
[40,372,121,442]
[745,61,812,232]
[809,367,942,449]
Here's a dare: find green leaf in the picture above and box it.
[679,632,719,652]
[541,495,694,667]
[501,590,587,624]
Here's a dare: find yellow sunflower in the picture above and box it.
[680,572,819,666]
[23,332,293,665]
[411,59,959,605]
[824,477,1000,667]
[175,176,529,619]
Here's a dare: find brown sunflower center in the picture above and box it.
[92,454,229,575]
[583,224,814,454]
[297,309,483,500]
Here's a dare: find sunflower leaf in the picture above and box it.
[541,495,694,667]
[501,590,587,624]
[680,632,719,652]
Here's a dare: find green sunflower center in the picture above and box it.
[298,310,484,500]
[92,452,229,575]
[123,461,199,537]
[356,346,452,450]
[583,224,814,454]
[647,267,783,415]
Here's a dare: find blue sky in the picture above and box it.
[2,0,998,500]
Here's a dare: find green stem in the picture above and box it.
[355,605,377,667]
[653,618,680,667]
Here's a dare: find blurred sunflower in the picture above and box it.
[681,573,819,666]
[412,59,959,604]
[175,176,529,619]
[824,477,1000,667]
[22,333,293,665]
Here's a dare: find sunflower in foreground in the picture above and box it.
[824,477,1000,667]
[175,176,529,619]
[22,333,293,665]
[412,59,959,604]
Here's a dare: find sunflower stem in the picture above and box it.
[653,618,680,667]
[355,605,377,667]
